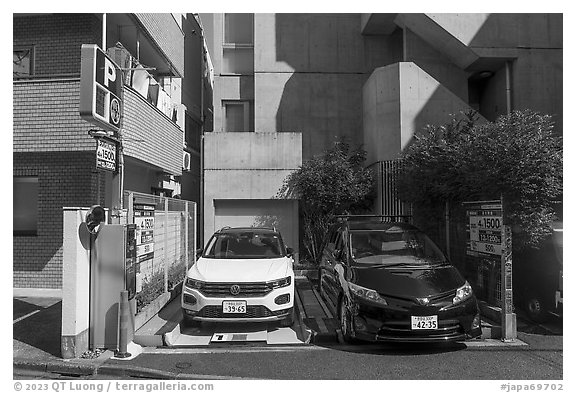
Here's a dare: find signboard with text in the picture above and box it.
[467,203,503,256]
[134,203,155,264]
[95,138,117,172]
[80,44,123,133]
[464,199,516,341]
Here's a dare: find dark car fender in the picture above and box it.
[334,263,357,316]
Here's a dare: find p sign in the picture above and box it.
[80,44,123,133]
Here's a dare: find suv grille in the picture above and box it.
[197,305,286,319]
[199,282,272,298]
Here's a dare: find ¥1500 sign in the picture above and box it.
[96,138,117,172]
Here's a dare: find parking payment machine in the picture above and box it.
[90,222,137,350]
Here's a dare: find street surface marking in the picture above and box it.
[13,310,40,324]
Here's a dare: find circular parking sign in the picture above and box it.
[110,97,121,125]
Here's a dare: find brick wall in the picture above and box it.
[13,152,105,289]
[13,13,101,76]
[13,79,95,152]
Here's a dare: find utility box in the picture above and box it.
[90,224,137,350]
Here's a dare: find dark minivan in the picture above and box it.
[319,216,482,343]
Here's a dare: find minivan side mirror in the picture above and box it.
[195,248,204,259]
[286,247,294,257]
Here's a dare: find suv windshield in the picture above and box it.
[350,228,447,266]
[204,231,285,259]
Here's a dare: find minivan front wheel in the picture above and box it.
[338,297,355,344]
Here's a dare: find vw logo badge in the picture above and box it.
[417,297,430,306]
[230,285,241,296]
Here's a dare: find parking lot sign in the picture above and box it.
[80,44,122,133]
[95,138,117,172]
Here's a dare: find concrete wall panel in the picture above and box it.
[204,132,302,170]
[213,199,299,256]
[513,49,563,133]
[363,62,479,164]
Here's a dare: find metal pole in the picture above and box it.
[445,200,451,260]
[107,60,125,224]
[500,195,516,342]
[115,290,131,358]
[102,14,106,50]
[505,61,513,114]
[184,203,189,273]
[164,198,169,293]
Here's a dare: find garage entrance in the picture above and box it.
[213,199,299,261]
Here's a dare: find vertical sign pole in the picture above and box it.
[110,69,124,225]
[193,202,197,266]
[501,196,517,342]
[164,198,169,294]
[184,203,189,273]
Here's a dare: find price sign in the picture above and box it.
[134,203,155,263]
[95,138,117,172]
[467,204,503,256]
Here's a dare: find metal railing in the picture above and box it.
[124,191,197,312]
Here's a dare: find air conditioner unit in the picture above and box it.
[183,151,191,171]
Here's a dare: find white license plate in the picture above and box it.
[411,315,438,330]
[222,301,247,314]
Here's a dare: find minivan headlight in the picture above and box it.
[453,281,473,305]
[348,283,388,305]
[185,278,205,290]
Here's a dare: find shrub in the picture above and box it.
[398,110,562,251]
[278,141,374,263]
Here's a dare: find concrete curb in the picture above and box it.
[163,323,182,347]
[14,357,102,378]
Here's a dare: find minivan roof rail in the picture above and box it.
[334,214,412,223]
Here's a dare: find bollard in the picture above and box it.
[115,290,132,358]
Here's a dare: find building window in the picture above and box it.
[223,101,250,132]
[224,13,253,45]
[13,46,34,78]
[13,177,39,236]
[223,14,254,75]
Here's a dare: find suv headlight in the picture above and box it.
[185,278,205,290]
[348,282,388,305]
[453,281,473,305]
[268,276,292,289]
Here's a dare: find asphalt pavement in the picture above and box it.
[12,276,563,380]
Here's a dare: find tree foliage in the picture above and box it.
[398,109,563,251]
[278,141,374,263]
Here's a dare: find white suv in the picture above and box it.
[181,227,295,327]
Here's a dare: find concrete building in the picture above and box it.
[13,13,212,295]
[201,13,562,252]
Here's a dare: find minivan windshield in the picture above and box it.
[350,228,447,266]
[203,232,285,259]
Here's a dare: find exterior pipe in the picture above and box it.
[505,61,512,114]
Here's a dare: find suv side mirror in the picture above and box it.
[85,205,105,233]
[286,247,294,257]
[195,248,204,259]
